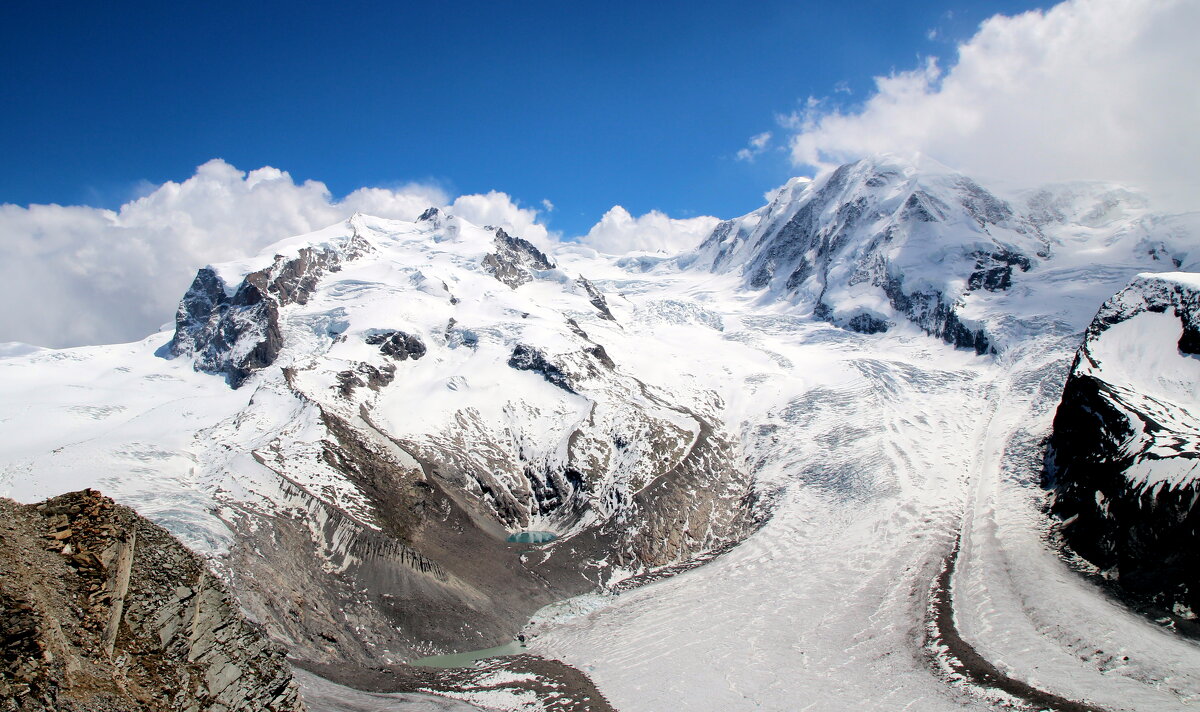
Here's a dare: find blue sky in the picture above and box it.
[4,0,1195,347]
[1,0,1043,237]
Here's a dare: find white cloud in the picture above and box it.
[0,160,557,348]
[449,190,557,252]
[581,206,720,255]
[541,198,555,212]
[786,0,1200,211]
[736,131,774,162]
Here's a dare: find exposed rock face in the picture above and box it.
[482,228,555,288]
[576,277,617,321]
[171,230,371,387]
[508,344,577,393]
[0,490,301,712]
[169,266,284,387]
[365,330,426,361]
[1045,273,1200,615]
[967,249,1032,292]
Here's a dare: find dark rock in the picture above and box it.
[171,234,370,388]
[365,331,426,361]
[1179,324,1200,356]
[336,363,396,396]
[900,190,948,223]
[955,176,1014,227]
[508,344,576,393]
[577,277,616,321]
[586,344,616,370]
[967,249,1033,292]
[1045,275,1200,616]
[883,277,991,354]
[482,228,555,289]
[844,313,891,334]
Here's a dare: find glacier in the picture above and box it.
[2,155,1200,710]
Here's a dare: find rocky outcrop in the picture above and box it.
[881,276,992,354]
[1045,273,1200,616]
[364,330,426,361]
[577,277,616,321]
[169,266,283,388]
[0,490,301,712]
[507,344,577,394]
[967,249,1032,292]
[171,231,370,387]
[482,228,555,288]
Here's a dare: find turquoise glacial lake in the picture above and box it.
[506,530,557,544]
[410,640,527,668]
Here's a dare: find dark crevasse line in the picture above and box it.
[927,536,1110,712]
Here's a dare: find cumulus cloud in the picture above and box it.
[736,132,774,162]
[786,0,1200,211]
[449,190,556,252]
[0,160,555,348]
[581,206,720,255]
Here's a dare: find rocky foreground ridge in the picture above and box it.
[1046,273,1200,617]
[0,490,300,712]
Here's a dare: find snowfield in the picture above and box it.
[3,156,1200,710]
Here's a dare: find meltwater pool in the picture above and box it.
[506,530,558,544]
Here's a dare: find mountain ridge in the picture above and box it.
[3,154,1200,710]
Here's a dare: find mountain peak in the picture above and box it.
[694,157,1197,354]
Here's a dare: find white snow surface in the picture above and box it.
[691,154,1200,353]
[1069,272,1200,490]
[3,157,1200,710]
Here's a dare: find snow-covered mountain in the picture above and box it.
[0,207,762,666]
[691,154,1197,353]
[1046,272,1200,616]
[3,154,1200,710]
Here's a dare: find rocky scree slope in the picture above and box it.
[0,489,300,712]
[161,210,761,665]
[1046,272,1200,617]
